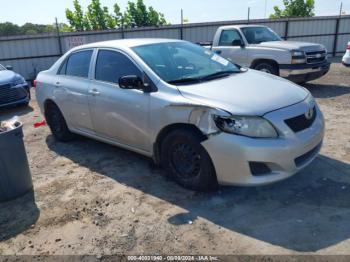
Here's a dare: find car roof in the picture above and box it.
[72,38,183,51]
[219,24,268,30]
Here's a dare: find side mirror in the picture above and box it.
[232,39,245,48]
[5,65,13,71]
[119,75,145,90]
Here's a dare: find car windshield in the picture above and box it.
[241,27,282,44]
[132,42,240,84]
[0,64,5,71]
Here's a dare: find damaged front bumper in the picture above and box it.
[201,102,325,186]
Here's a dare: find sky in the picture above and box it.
[0,0,349,26]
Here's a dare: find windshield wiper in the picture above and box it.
[167,77,202,84]
[200,70,238,81]
[168,70,240,85]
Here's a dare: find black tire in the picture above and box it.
[254,62,279,76]
[161,129,218,191]
[45,103,75,142]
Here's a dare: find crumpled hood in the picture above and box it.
[258,41,325,52]
[177,70,309,116]
[0,70,17,85]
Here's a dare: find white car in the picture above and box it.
[342,42,350,67]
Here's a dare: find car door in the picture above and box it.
[212,29,248,66]
[56,49,94,133]
[88,49,150,151]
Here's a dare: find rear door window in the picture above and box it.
[64,50,93,78]
[95,50,141,84]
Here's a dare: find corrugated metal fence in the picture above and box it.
[0,15,349,81]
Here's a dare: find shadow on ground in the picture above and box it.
[46,135,350,252]
[0,105,34,121]
[303,83,350,99]
[0,190,40,241]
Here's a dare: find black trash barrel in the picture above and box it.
[0,123,32,202]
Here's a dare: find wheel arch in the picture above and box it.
[43,99,69,125]
[43,99,58,116]
[153,123,207,165]
[250,58,279,73]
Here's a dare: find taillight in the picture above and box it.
[347,44,350,50]
[33,79,37,88]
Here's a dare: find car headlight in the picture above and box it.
[291,50,306,64]
[13,77,26,86]
[213,115,278,138]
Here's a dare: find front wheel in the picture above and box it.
[254,62,279,76]
[161,129,218,191]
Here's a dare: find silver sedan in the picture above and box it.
[35,39,324,191]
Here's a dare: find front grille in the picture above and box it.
[284,107,317,133]
[295,142,322,167]
[306,50,327,64]
[0,84,27,105]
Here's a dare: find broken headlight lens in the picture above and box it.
[213,115,278,138]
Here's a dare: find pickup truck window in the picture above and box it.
[133,42,240,84]
[241,27,281,44]
[219,30,243,46]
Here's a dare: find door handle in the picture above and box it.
[215,50,222,55]
[88,89,100,96]
[54,81,60,87]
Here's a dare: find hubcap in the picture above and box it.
[170,142,201,179]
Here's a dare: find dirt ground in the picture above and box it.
[0,62,349,256]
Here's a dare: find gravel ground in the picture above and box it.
[0,62,349,255]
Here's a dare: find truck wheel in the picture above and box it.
[161,129,218,191]
[45,103,75,142]
[254,62,279,76]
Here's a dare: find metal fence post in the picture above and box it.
[180,9,184,40]
[284,19,289,40]
[121,15,125,39]
[333,17,340,56]
[55,18,63,55]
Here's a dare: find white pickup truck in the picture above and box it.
[207,25,330,83]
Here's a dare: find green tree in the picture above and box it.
[0,22,72,36]
[65,0,87,30]
[270,0,315,18]
[125,0,167,27]
[65,0,168,31]
[113,3,124,27]
[20,23,56,34]
[87,0,109,30]
[0,22,21,36]
[104,7,116,29]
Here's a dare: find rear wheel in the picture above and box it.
[161,129,218,191]
[45,103,75,142]
[254,62,279,75]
